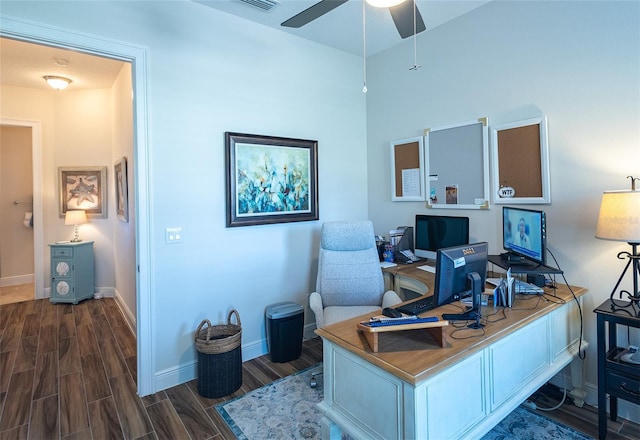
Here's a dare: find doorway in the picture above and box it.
[0,124,34,305]
[0,119,42,305]
[0,16,153,396]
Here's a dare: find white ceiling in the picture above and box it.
[0,38,126,91]
[194,0,491,57]
[0,1,489,91]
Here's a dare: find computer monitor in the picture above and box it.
[414,215,470,260]
[502,207,546,266]
[434,241,488,308]
[435,242,488,328]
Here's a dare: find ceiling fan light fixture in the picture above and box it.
[43,75,72,90]
[365,0,406,8]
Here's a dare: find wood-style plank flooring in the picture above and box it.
[0,283,34,306]
[0,296,638,439]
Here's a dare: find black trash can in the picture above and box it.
[194,310,242,398]
[265,302,304,363]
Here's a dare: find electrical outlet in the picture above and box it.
[165,227,182,244]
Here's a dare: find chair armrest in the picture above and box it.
[382,290,402,308]
[309,291,325,329]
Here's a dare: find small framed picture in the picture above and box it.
[114,157,129,222]
[58,166,107,219]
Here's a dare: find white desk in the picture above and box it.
[315,284,588,440]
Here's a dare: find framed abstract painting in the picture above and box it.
[225,132,319,227]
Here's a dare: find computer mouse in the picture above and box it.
[382,307,403,318]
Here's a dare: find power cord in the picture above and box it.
[523,383,568,412]
[547,248,586,360]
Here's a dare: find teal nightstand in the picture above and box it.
[49,241,95,304]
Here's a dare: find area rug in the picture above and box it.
[216,364,593,440]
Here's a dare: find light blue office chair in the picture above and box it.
[309,220,402,328]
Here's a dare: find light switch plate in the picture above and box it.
[165,227,182,243]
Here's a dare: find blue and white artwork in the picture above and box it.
[235,143,311,217]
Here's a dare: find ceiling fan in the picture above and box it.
[281,0,426,39]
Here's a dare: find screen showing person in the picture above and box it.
[502,207,546,265]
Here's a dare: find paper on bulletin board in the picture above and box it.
[401,168,421,198]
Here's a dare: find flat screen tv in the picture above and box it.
[502,207,546,266]
[414,215,469,260]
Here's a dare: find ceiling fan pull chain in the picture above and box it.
[363,0,368,93]
[410,0,422,71]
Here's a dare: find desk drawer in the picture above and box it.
[606,370,640,404]
[52,247,73,257]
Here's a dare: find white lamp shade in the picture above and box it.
[595,190,640,243]
[65,210,87,226]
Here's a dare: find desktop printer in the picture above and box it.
[390,226,415,263]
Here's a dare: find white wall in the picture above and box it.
[0,85,120,291]
[111,63,137,326]
[366,0,639,417]
[55,88,117,288]
[0,0,368,391]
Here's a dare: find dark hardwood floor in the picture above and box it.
[0,297,637,439]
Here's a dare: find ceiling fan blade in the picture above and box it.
[281,0,349,28]
[389,1,426,39]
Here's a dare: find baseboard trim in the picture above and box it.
[112,288,136,333]
[0,274,34,287]
[152,326,317,393]
[304,323,318,341]
[152,337,265,392]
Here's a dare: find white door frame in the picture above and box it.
[0,16,154,396]
[0,119,43,298]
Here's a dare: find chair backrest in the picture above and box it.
[316,220,384,307]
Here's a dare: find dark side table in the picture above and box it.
[594,300,640,439]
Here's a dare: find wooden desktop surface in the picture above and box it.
[316,283,587,385]
[383,262,436,293]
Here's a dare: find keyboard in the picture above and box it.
[364,316,439,327]
[396,296,435,316]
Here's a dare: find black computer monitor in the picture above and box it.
[434,242,488,327]
[502,207,546,266]
[414,215,469,260]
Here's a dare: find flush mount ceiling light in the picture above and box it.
[43,75,72,90]
[365,0,406,7]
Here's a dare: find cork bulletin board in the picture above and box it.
[423,118,490,209]
[390,137,425,201]
[491,116,550,204]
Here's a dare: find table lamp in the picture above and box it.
[65,210,87,242]
[595,176,640,306]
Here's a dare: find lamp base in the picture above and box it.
[609,243,640,310]
[71,224,82,243]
